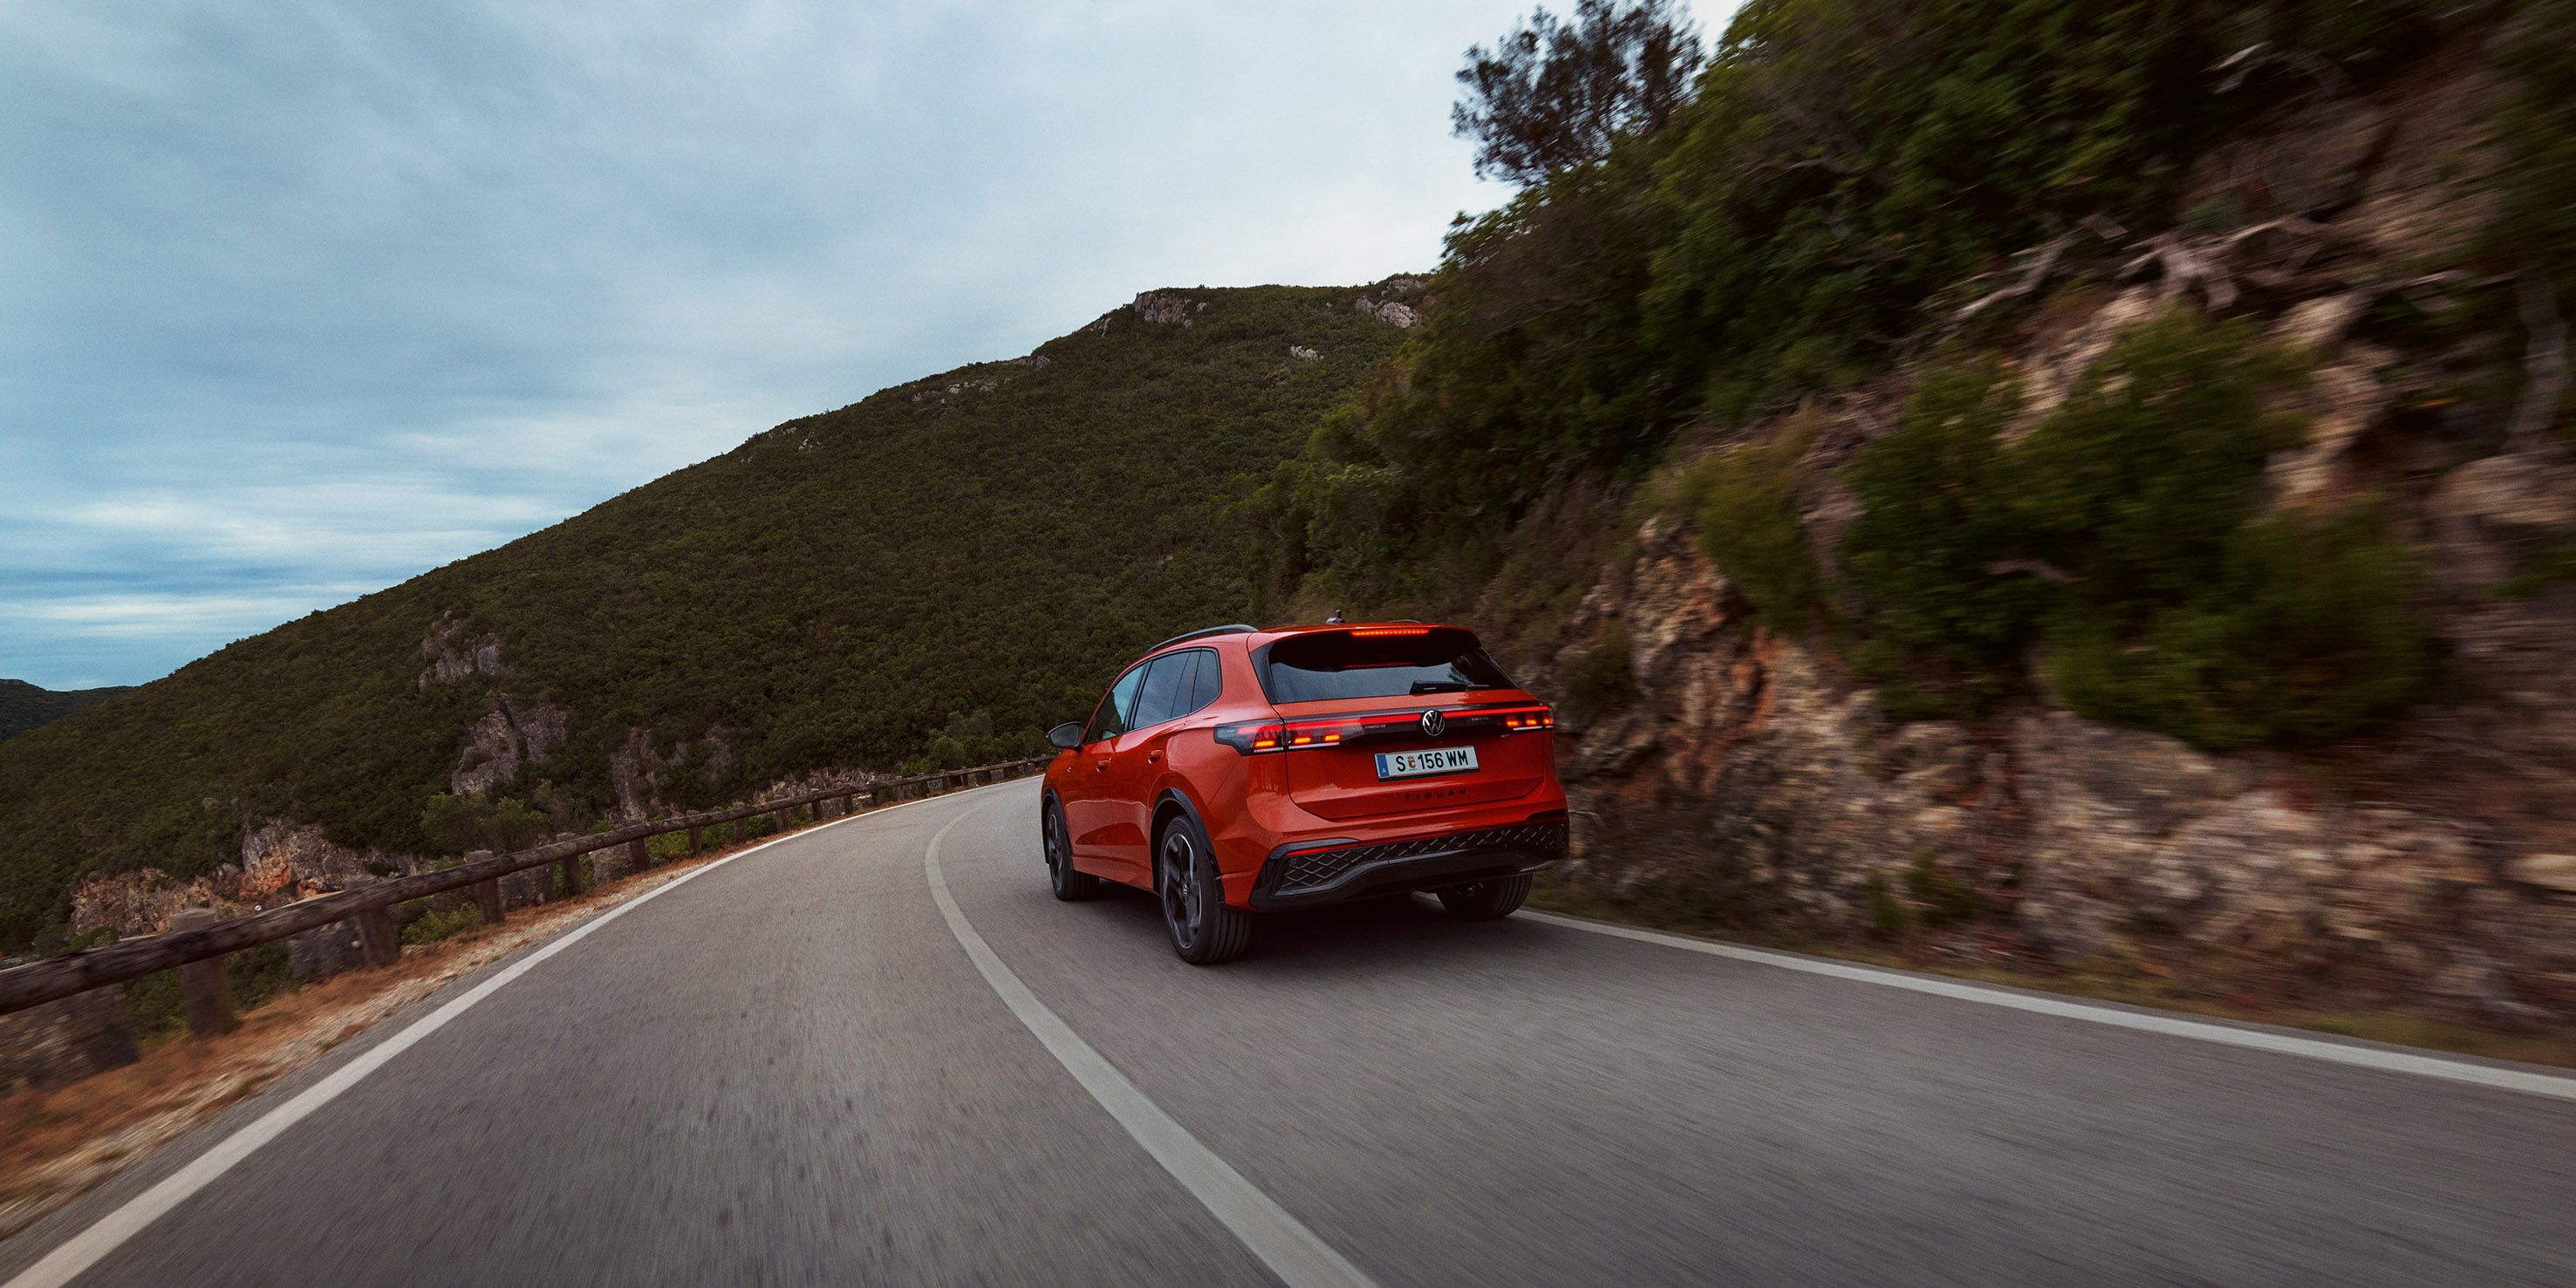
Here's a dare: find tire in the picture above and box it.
[1438,873,1532,922]
[1044,798,1098,902]
[1158,813,1250,964]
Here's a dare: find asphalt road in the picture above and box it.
[5,779,2573,1286]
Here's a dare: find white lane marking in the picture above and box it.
[923,812,1380,1288]
[1526,910,2576,1102]
[5,785,996,1288]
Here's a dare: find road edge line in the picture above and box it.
[3,783,998,1288]
[923,808,1380,1288]
[1524,910,2576,1102]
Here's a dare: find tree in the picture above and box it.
[1452,0,1705,184]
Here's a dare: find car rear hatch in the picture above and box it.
[1241,626,1554,821]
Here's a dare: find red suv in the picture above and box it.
[1039,622,1568,964]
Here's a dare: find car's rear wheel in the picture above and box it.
[1437,873,1532,921]
[1158,814,1249,964]
[1043,798,1097,901]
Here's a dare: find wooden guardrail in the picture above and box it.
[0,756,1050,1023]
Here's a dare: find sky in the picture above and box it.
[0,0,1730,690]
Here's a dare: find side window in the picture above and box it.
[1185,648,1223,714]
[1129,651,1195,731]
[1083,664,1148,745]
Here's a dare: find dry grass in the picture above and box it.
[0,832,775,1244]
[1529,885,2576,1072]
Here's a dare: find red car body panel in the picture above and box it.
[1042,623,1569,911]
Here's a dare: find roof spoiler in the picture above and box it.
[1146,624,1259,652]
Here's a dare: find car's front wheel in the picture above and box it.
[1158,814,1249,964]
[1438,873,1532,921]
[1043,798,1098,901]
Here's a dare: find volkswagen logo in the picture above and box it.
[1419,709,1445,738]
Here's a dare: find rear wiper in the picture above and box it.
[1409,681,1478,694]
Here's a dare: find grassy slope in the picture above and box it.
[0,683,135,742]
[0,284,1404,948]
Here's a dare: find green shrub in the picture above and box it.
[231,940,297,1010]
[2045,508,2429,749]
[420,794,550,856]
[402,898,484,946]
[1841,360,2046,711]
[1687,416,1824,631]
[2015,310,2311,609]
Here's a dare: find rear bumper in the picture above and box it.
[1248,813,1568,910]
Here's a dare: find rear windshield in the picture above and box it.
[1256,628,1514,704]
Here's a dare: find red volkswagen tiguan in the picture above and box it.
[1039,622,1568,964]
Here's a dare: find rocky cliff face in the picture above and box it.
[1548,469,2576,1026]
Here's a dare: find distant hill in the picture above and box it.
[0,283,1413,948]
[0,681,133,741]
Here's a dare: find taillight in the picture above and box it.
[1214,719,1288,754]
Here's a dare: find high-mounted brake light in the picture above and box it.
[1346,627,1431,637]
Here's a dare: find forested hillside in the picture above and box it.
[0,285,1409,948]
[0,682,133,742]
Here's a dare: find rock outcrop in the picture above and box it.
[1547,515,2576,1026]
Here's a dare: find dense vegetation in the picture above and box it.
[0,680,133,741]
[0,286,1404,948]
[1262,0,2559,745]
[1267,0,2471,603]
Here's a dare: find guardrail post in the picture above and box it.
[771,808,789,833]
[558,853,586,898]
[353,901,400,970]
[169,909,240,1037]
[474,877,504,928]
[687,824,702,855]
[627,837,650,874]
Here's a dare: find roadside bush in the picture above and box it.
[2015,311,2310,609]
[420,794,550,856]
[1839,309,2426,748]
[2046,507,2429,749]
[401,898,484,946]
[1686,416,1823,631]
[1841,360,2045,711]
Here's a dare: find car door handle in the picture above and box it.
[1146,752,1162,765]
[1092,760,1110,773]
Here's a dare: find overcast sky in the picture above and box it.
[0,0,1731,690]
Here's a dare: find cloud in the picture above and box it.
[0,0,1739,688]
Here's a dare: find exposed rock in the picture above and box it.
[2426,451,2576,594]
[1289,345,1320,361]
[450,699,569,797]
[2011,285,2161,430]
[2267,360,2393,508]
[2273,290,2374,353]
[418,618,503,689]
[1130,292,1196,326]
[1353,297,1418,329]
[2509,853,2576,895]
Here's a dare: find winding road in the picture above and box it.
[4,780,2572,1286]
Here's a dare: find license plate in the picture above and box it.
[1375,746,1479,780]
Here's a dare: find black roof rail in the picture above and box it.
[1147,624,1259,652]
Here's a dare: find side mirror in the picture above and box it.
[1047,721,1084,751]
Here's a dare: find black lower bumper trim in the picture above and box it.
[1250,814,1568,910]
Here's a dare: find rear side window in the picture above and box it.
[1083,664,1148,744]
[1256,629,1513,704]
[1187,648,1223,711]
[1130,648,1222,729]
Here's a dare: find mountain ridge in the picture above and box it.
[0,282,1418,949]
